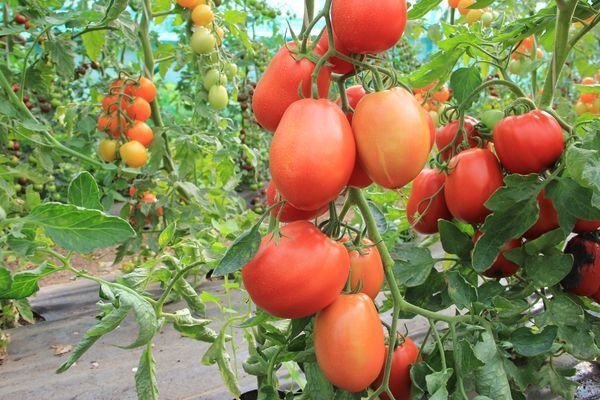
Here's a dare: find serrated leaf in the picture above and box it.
[202,330,241,398]
[393,246,435,287]
[81,30,106,61]
[450,67,483,108]
[135,345,158,400]
[438,220,473,260]
[511,326,558,356]
[0,262,62,300]
[68,171,103,210]
[212,223,261,277]
[27,203,135,252]
[474,332,511,400]
[116,289,159,349]
[408,0,443,19]
[46,39,75,79]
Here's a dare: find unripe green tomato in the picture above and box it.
[14,184,22,192]
[203,69,227,91]
[46,184,57,193]
[480,109,505,130]
[7,140,14,150]
[33,183,44,191]
[253,207,264,214]
[208,85,228,110]
[481,12,493,26]
[191,28,216,54]
[51,99,61,107]
[508,60,524,75]
[226,63,238,79]
[10,156,19,165]
[52,193,61,201]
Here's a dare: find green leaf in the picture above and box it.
[511,326,558,356]
[68,172,103,210]
[492,296,529,319]
[548,293,584,327]
[56,335,101,373]
[104,0,129,22]
[135,345,158,400]
[393,246,435,287]
[173,309,218,342]
[449,67,483,108]
[173,278,206,317]
[0,262,62,300]
[303,362,335,399]
[0,267,11,291]
[438,220,473,260]
[158,222,176,248]
[468,0,495,8]
[408,0,443,19]
[212,222,261,276]
[525,254,572,289]
[409,47,466,87]
[7,229,40,256]
[368,200,388,233]
[473,332,512,400]
[446,271,476,309]
[202,330,241,398]
[115,289,159,349]
[565,146,600,196]
[81,30,106,62]
[27,203,135,253]
[426,369,453,400]
[45,39,75,79]
[575,83,600,94]
[546,177,600,230]
[456,339,484,375]
[539,364,577,400]
[557,324,600,360]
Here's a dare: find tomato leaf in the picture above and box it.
[450,67,482,108]
[467,0,495,9]
[26,203,136,253]
[158,222,176,248]
[45,39,75,79]
[545,177,600,232]
[212,222,261,277]
[473,332,512,400]
[173,277,206,317]
[438,220,473,260]
[81,30,106,62]
[565,146,600,208]
[456,339,484,375]
[172,309,218,342]
[202,330,241,398]
[115,289,160,349]
[510,326,558,357]
[67,171,103,210]
[368,200,388,233]
[548,293,584,327]
[408,0,443,20]
[506,250,572,289]
[303,362,335,399]
[0,267,11,291]
[426,368,453,400]
[446,271,476,309]
[135,345,158,400]
[393,246,435,287]
[409,47,465,87]
[538,363,577,400]
[0,262,62,300]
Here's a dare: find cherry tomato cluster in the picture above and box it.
[128,187,163,228]
[12,84,52,113]
[13,13,30,30]
[448,0,495,26]
[244,2,425,396]
[575,75,600,115]
[413,81,451,126]
[97,76,157,168]
[508,36,544,75]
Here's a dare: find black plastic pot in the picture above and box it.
[238,389,286,400]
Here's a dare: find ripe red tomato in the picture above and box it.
[130,77,157,103]
[562,234,600,296]
[270,98,355,210]
[444,148,504,224]
[98,113,127,137]
[331,0,407,54]
[126,97,152,121]
[126,121,154,147]
[372,337,419,400]
[316,28,354,75]
[252,44,331,132]
[336,85,373,188]
[473,231,521,278]
[314,293,385,392]
[524,190,559,239]
[242,221,349,318]
[435,116,483,160]
[581,77,596,85]
[265,180,327,222]
[493,110,564,174]
[353,88,430,189]
[432,86,450,102]
[407,168,452,234]
[102,95,126,113]
[344,238,384,299]
[574,219,600,233]
[425,110,435,151]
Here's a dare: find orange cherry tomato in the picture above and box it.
[97,113,127,137]
[120,140,148,168]
[126,97,152,121]
[130,77,157,103]
[582,77,596,85]
[126,121,154,147]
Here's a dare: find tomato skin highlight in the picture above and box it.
[345,238,384,299]
[372,337,420,400]
[242,221,350,318]
[493,110,564,174]
[270,98,355,211]
[574,219,600,234]
[331,0,407,54]
[523,190,559,239]
[252,44,331,132]
[425,111,436,151]
[445,148,504,224]
[265,180,326,222]
[314,293,386,392]
[473,231,521,278]
[407,168,452,234]
[435,116,482,160]
[562,234,600,296]
[352,88,430,189]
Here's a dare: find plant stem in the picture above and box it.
[139,0,175,173]
[538,0,578,108]
[430,319,447,370]
[301,0,315,35]
[457,79,527,111]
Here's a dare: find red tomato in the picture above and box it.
[126,97,152,121]
[445,148,504,224]
[425,110,435,151]
[353,88,430,189]
[372,337,420,400]
[435,116,483,160]
[98,113,127,137]
[266,180,327,222]
[126,121,154,147]
[270,98,355,210]
[316,28,354,75]
[331,0,407,54]
[493,110,564,174]
[524,190,559,239]
[580,92,597,103]
[407,169,452,234]
[130,77,157,103]
[581,77,596,85]
[562,234,600,296]
[242,221,349,318]
[336,85,373,188]
[102,95,126,113]
[252,43,331,132]
[344,238,384,299]
[314,293,385,392]
[473,231,521,278]
[432,86,450,102]
[574,219,600,233]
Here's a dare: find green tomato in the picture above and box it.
[33,183,44,191]
[52,193,61,201]
[481,12,493,27]
[191,28,216,54]
[46,184,57,193]
[508,60,524,75]
[13,184,22,192]
[226,63,238,79]
[208,85,228,110]
[203,69,227,91]
[480,109,505,130]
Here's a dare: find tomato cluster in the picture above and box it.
[575,75,600,115]
[448,0,495,26]
[97,76,157,168]
[413,81,451,126]
[128,187,163,228]
[13,12,30,30]
[508,36,544,75]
